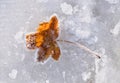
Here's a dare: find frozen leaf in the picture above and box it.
[26,16,60,62]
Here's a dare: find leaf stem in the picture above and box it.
[57,39,101,59]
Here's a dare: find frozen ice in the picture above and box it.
[36,0,48,3]
[0,0,120,83]
[8,69,18,79]
[81,72,91,81]
[45,80,49,83]
[60,2,73,15]
[110,20,120,36]
[105,0,119,4]
[14,30,24,44]
[75,29,91,39]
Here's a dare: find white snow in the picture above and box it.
[75,29,91,39]
[105,0,119,4]
[60,2,73,15]
[0,0,120,83]
[46,80,49,83]
[21,54,25,61]
[110,20,120,36]
[14,30,24,44]
[8,69,18,79]
[36,0,48,3]
[81,72,91,81]
[79,5,92,23]
[62,71,66,79]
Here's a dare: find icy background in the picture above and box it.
[0,0,120,83]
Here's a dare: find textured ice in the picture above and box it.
[105,0,119,4]
[110,20,120,36]
[81,72,91,81]
[14,30,24,44]
[60,2,73,15]
[8,69,18,79]
[0,0,120,83]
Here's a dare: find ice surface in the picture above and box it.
[8,69,18,79]
[0,0,120,83]
[81,72,91,82]
[110,20,120,36]
[105,0,119,4]
[60,2,73,15]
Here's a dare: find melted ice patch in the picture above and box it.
[60,2,73,15]
[8,69,18,79]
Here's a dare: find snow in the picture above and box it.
[75,29,91,39]
[110,20,120,36]
[46,80,49,83]
[60,2,73,15]
[14,30,24,44]
[0,0,120,83]
[105,0,119,4]
[81,72,91,81]
[8,69,18,79]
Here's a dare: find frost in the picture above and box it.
[73,5,79,14]
[60,2,73,15]
[0,4,6,8]
[62,71,66,79]
[21,54,25,61]
[93,36,98,43]
[75,29,91,39]
[36,0,48,3]
[1,0,120,83]
[81,72,91,81]
[79,5,92,23]
[14,30,24,44]
[105,0,119,4]
[8,69,18,79]
[110,20,120,36]
[45,80,49,83]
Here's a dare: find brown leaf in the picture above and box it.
[26,16,61,62]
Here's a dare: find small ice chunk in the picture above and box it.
[75,29,91,39]
[81,72,91,81]
[14,31,24,44]
[60,2,73,15]
[8,69,18,79]
[110,20,120,36]
[105,0,119,4]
